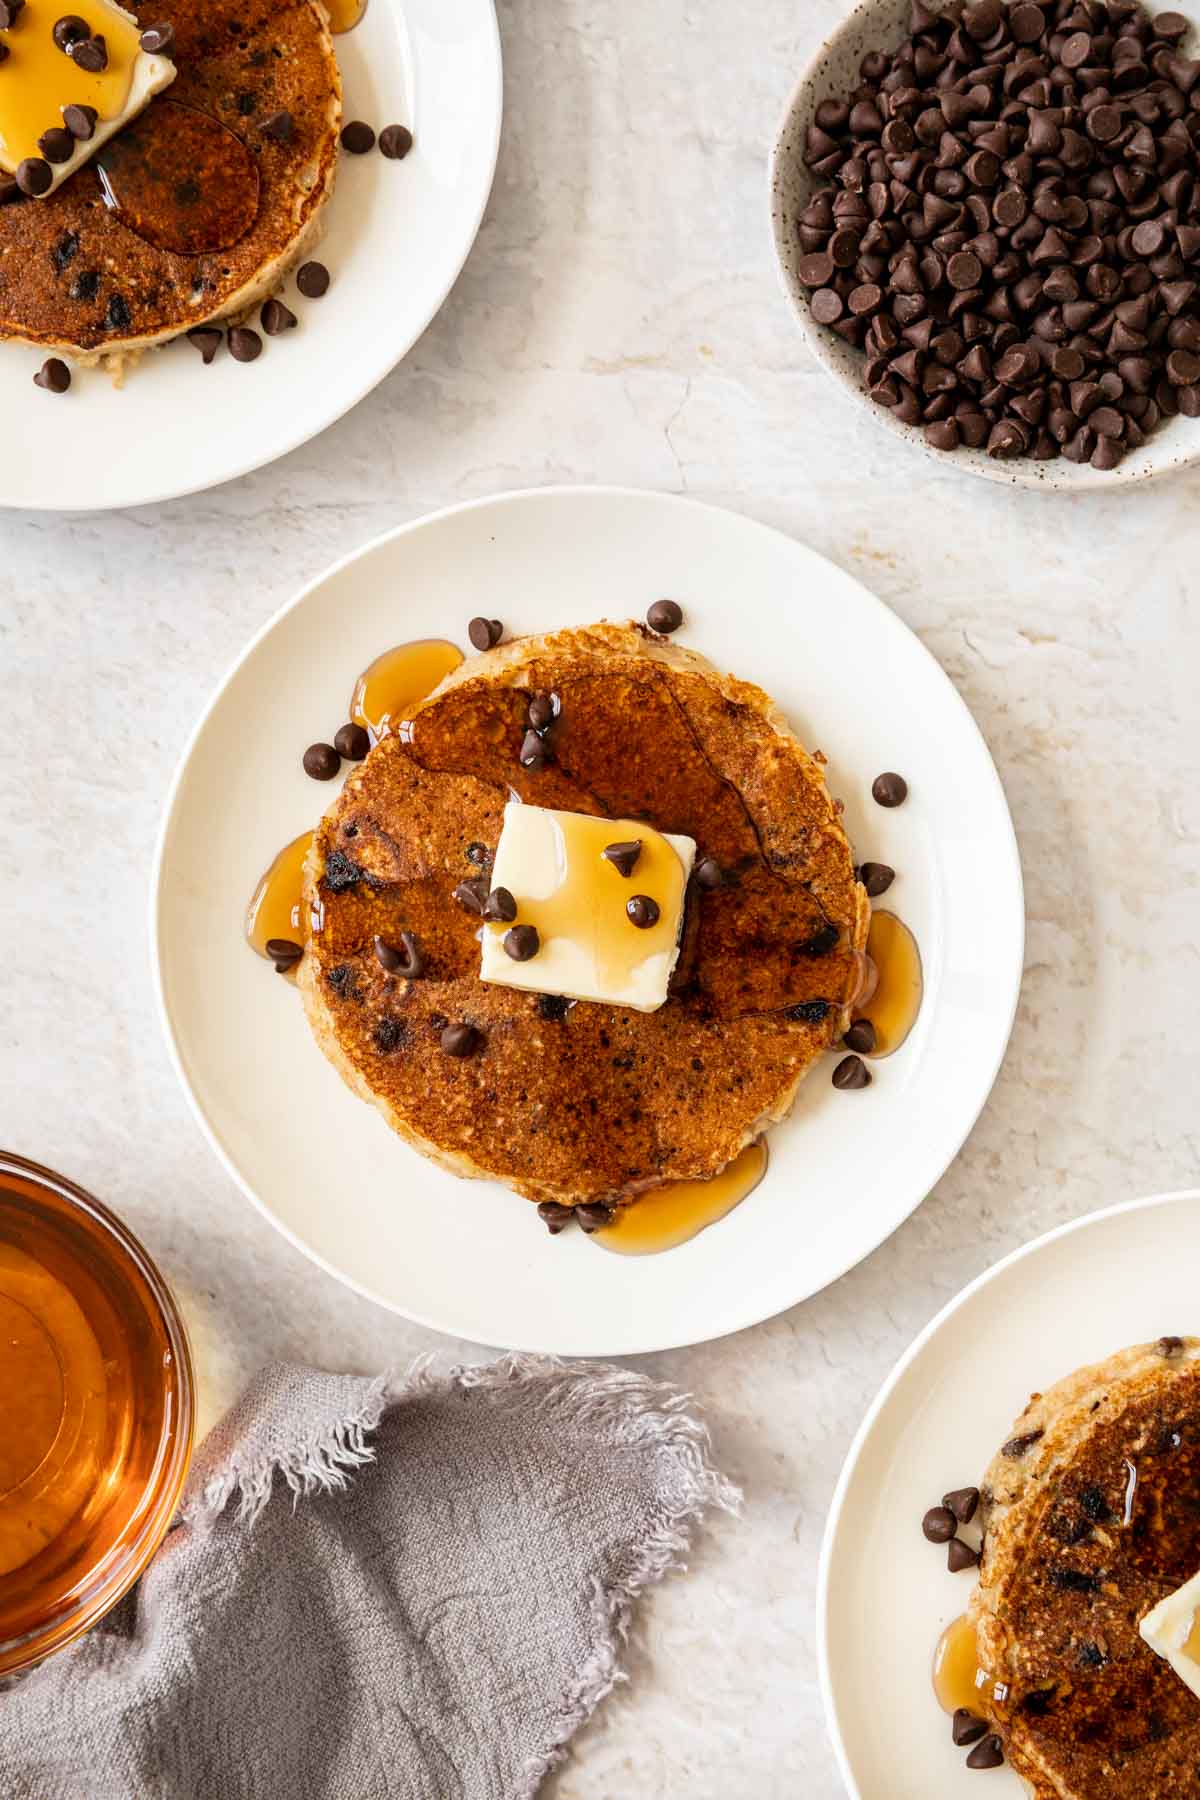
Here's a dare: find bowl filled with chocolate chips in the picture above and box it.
[770,0,1200,484]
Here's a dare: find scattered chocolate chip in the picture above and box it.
[527,692,555,729]
[872,772,908,808]
[832,1053,872,1089]
[789,998,832,1023]
[1002,1430,1044,1459]
[440,1022,479,1058]
[503,923,540,961]
[302,742,340,780]
[332,721,369,760]
[0,171,15,202]
[843,1019,876,1054]
[16,158,53,198]
[341,119,376,154]
[186,326,222,364]
[261,296,297,335]
[0,0,23,22]
[519,729,548,770]
[265,936,302,971]
[33,357,70,393]
[858,861,894,897]
[482,886,517,923]
[228,327,262,363]
[295,261,330,299]
[452,878,488,915]
[626,895,660,929]
[538,1201,573,1235]
[379,123,414,160]
[603,839,642,878]
[69,268,99,300]
[468,616,503,651]
[953,1711,987,1748]
[70,33,107,71]
[694,856,723,889]
[105,293,130,332]
[944,1487,980,1525]
[922,1505,957,1544]
[1158,1335,1185,1358]
[1077,1642,1106,1669]
[51,231,78,272]
[52,14,88,50]
[62,103,97,140]
[38,127,74,165]
[138,21,174,53]
[261,108,293,143]
[465,841,492,868]
[965,1734,1004,1771]
[646,598,684,634]
[374,931,424,977]
[537,994,570,1022]
[1079,1485,1109,1522]
[576,1202,614,1234]
[948,1538,980,1573]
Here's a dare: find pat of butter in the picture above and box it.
[1140,1570,1200,1698]
[479,802,696,1013]
[0,0,175,194]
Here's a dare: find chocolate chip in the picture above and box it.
[62,103,96,140]
[944,1487,980,1524]
[138,21,174,53]
[105,293,130,331]
[538,1201,573,1235]
[833,1054,871,1089]
[50,231,77,272]
[302,742,340,780]
[38,127,74,165]
[872,772,908,807]
[576,1202,614,1234]
[33,357,70,393]
[228,327,262,363]
[948,1538,980,1573]
[1002,1429,1044,1459]
[341,120,376,154]
[453,878,488,914]
[323,851,363,894]
[465,841,492,868]
[52,14,88,50]
[186,326,222,364]
[694,857,723,889]
[504,924,540,961]
[646,598,683,634]
[468,616,503,651]
[70,34,107,71]
[261,296,297,335]
[482,886,517,923]
[379,123,414,160]
[261,108,293,143]
[602,839,642,878]
[441,1022,479,1058]
[333,721,369,760]
[527,692,555,729]
[1079,1484,1109,1522]
[626,895,660,929]
[965,1735,1004,1771]
[922,1505,957,1544]
[953,1711,988,1748]
[843,1019,876,1054]
[519,729,548,769]
[1158,1335,1185,1357]
[374,931,424,977]
[537,994,571,1021]
[265,937,302,969]
[16,158,53,198]
[295,261,330,299]
[789,999,831,1023]
[858,861,894,897]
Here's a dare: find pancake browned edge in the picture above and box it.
[0,0,339,355]
[299,621,870,1209]
[971,1338,1200,1800]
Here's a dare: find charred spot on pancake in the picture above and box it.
[322,850,363,893]
[1003,1429,1044,1459]
[1077,1641,1107,1669]
[1049,1511,1093,1547]
[787,999,831,1023]
[326,964,359,1000]
[51,231,79,273]
[1048,1568,1100,1595]
[372,1017,409,1054]
[1079,1484,1110,1522]
[794,919,840,959]
[1021,1688,1058,1718]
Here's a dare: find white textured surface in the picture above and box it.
[0,1,1198,1794]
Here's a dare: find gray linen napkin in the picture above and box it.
[1,1355,738,1800]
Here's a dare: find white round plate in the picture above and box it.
[819,1191,1200,1800]
[1,0,501,512]
[151,486,1023,1355]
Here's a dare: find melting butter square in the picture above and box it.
[1141,1569,1200,1699]
[479,802,696,1013]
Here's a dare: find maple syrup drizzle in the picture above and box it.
[0,0,140,171]
[245,831,315,980]
[593,1141,767,1256]
[96,99,260,255]
[351,639,464,744]
[325,0,367,31]
[933,1614,1007,1716]
[855,910,923,1056]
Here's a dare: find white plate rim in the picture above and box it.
[816,1187,1200,1799]
[149,484,1025,1353]
[1,0,503,513]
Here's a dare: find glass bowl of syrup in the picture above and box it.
[0,1151,194,1676]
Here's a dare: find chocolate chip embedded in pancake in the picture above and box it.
[972,1339,1200,1800]
[299,622,870,1208]
[0,0,339,352]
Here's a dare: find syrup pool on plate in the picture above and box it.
[0,1153,193,1676]
[593,1141,768,1255]
[932,1614,1007,1717]
[351,639,463,744]
[325,0,367,31]
[855,909,923,1057]
[245,831,315,979]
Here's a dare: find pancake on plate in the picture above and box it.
[970,1337,1200,1798]
[299,621,870,1210]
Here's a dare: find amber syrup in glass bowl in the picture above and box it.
[0,1151,194,1676]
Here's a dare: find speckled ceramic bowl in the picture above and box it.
[769,0,1200,488]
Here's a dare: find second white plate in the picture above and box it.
[152,486,1023,1353]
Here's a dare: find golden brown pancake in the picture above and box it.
[0,0,338,353]
[972,1338,1200,1799]
[299,623,870,1208]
